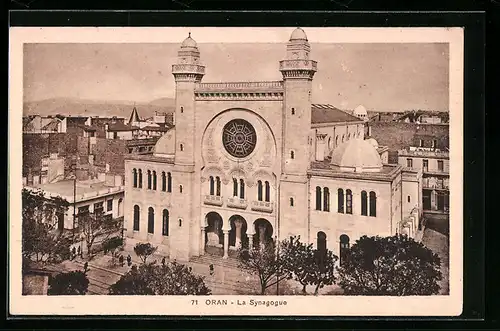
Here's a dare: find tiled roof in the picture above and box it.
[41,119,60,131]
[141,125,171,132]
[107,123,139,132]
[311,104,363,124]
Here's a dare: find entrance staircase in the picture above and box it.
[189,253,258,295]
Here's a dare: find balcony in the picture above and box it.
[251,200,274,213]
[204,195,224,207]
[227,197,248,210]
[422,182,449,190]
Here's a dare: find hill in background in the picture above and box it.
[23,97,176,119]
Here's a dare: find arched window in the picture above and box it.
[361,190,368,216]
[180,144,184,151]
[209,176,215,195]
[178,219,182,227]
[152,171,157,190]
[133,205,140,231]
[335,135,339,147]
[239,179,245,199]
[257,180,263,201]
[315,186,322,211]
[339,234,350,266]
[290,197,294,206]
[161,171,166,191]
[323,187,330,212]
[162,209,169,236]
[233,178,238,197]
[180,106,184,113]
[138,169,143,188]
[132,168,138,188]
[179,185,183,193]
[215,176,221,196]
[265,181,270,202]
[290,150,295,159]
[147,207,154,234]
[342,134,345,143]
[337,188,344,213]
[167,172,172,192]
[347,133,351,140]
[407,195,411,203]
[291,108,295,115]
[369,191,377,217]
[346,189,353,214]
[317,231,327,252]
[147,170,152,189]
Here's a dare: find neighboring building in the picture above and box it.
[23,115,67,133]
[25,176,125,231]
[123,28,424,262]
[398,133,449,214]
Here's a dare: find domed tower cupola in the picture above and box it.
[279,27,317,80]
[172,32,205,83]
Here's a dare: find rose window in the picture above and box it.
[222,119,257,158]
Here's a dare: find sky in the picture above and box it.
[23,41,449,112]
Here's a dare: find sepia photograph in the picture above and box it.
[9,26,463,316]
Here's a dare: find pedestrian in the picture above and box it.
[71,247,76,260]
[126,254,132,267]
[209,264,214,276]
[161,257,166,266]
[119,255,124,266]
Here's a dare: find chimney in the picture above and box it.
[315,133,328,161]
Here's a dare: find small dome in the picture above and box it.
[354,104,368,116]
[153,128,176,157]
[331,138,382,173]
[290,27,308,41]
[365,137,379,149]
[181,33,197,48]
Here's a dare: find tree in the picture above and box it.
[109,261,211,295]
[280,236,338,295]
[102,236,124,265]
[47,269,90,295]
[133,242,158,264]
[79,211,121,260]
[338,235,442,296]
[22,189,72,264]
[279,236,313,294]
[237,241,293,295]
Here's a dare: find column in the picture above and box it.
[200,227,206,254]
[223,230,229,259]
[234,218,243,248]
[248,232,254,250]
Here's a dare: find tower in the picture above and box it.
[280,27,317,175]
[170,33,205,260]
[171,32,205,166]
[278,28,318,241]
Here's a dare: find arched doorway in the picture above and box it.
[228,215,248,253]
[339,234,350,266]
[205,212,224,256]
[253,218,273,249]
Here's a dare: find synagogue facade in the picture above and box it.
[124,28,422,262]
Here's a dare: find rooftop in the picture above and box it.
[311,104,364,125]
[107,123,139,132]
[125,153,175,164]
[310,161,401,181]
[28,179,123,203]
